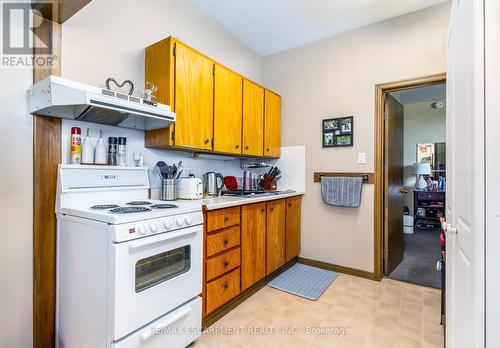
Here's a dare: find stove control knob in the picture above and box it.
[138,225,147,235]
[184,215,193,225]
[176,217,185,227]
[149,222,159,233]
[163,219,173,230]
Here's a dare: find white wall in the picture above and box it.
[262,2,451,272]
[0,23,33,348]
[403,101,446,212]
[62,0,262,89]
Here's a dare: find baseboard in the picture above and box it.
[202,257,298,328]
[297,257,375,281]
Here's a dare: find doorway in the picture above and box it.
[373,73,446,284]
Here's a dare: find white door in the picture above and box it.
[446,0,485,347]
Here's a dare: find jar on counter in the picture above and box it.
[108,137,118,166]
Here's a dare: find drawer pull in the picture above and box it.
[204,139,210,144]
[223,261,229,267]
[288,203,292,208]
[224,216,229,222]
[223,239,229,245]
[245,145,249,150]
[270,207,274,212]
[223,282,229,289]
[235,145,240,149]
[261,209,265,213]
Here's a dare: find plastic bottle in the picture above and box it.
[94,130,107,164]
[117,137,127,166]
[81,128,94,164]
[70,127,81,164]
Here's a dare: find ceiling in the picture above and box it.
[185,0,448,56]
[391,84,446,105]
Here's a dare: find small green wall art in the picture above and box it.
[322,116,353,147]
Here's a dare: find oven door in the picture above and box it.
[111,225,202,341]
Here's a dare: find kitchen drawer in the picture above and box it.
[206,225,240,257]
[206,248,241,282]
[206,268,240,314]
[206,207,240,232]
[417,191,445,201]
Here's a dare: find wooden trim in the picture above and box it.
[297,257,375,281]
[202,257,297,328]
[32,0,92,24]
[373,73,446,281]
[313,172,374,184]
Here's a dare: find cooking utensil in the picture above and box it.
[175,163,184,179]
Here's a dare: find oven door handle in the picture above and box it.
[140,306,192,340]
[127,227,200,251]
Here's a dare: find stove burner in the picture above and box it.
[109,207,152,214]
[126,201,152,206]
[91,204,119,210]
[151,204,178,209]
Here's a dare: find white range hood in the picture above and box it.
[28,75,175,131]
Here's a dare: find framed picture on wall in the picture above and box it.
[322,116,353,147]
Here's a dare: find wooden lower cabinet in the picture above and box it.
[205,268,240,314]
[203,196,301,317]
[266,199,286,274]
[285,196,301,262]
[241,202,267,291]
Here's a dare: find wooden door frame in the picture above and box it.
[373,72,446,281]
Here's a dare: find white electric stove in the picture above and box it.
[56,164,202,348]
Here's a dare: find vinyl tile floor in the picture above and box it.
[193,274,443,348]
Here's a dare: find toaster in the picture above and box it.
[178,177,203,200]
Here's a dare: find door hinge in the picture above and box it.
[173,44,176,56]
[212,65,215,75]
[211,138,214,148]
[383,249,389,259]
[171,130,175,142]
[384,111,389,120]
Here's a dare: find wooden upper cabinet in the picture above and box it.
[285,196,301,262]
[145,38,213,150]
[266,199,286,274]
[214,64,243,154]
[241,202,267,291]
[173,42,214,150]
[242,79,264,156]
[264,90,281,157]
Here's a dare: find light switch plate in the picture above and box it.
[357,152,366,164]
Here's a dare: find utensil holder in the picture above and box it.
[160,179,179,201]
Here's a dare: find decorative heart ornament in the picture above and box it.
[105,77,135,95]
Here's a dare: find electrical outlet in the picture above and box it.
[357,152,366,164]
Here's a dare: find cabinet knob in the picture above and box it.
[224,216,229,222]
[223,238,229,245]
[270,207,274,212]
[223,261,229,267]
[204,139,210,144]
[261,209,265,213]
[245,145,249,150]
[235,145,240,149]
[266,148,270,152]
[288,203,292,208]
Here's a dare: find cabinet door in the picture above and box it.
[266,199,286,274]
[174,42,214,150]
[242,80,264,156]
[214,64,243,154]
[264,90,281,157]
[285,197,301,262]
[241,203,267,291]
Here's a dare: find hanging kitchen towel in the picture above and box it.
[320,176,363,207]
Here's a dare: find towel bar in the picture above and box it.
[313,172,374,184]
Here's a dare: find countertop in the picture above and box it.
[202,190,304,210]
